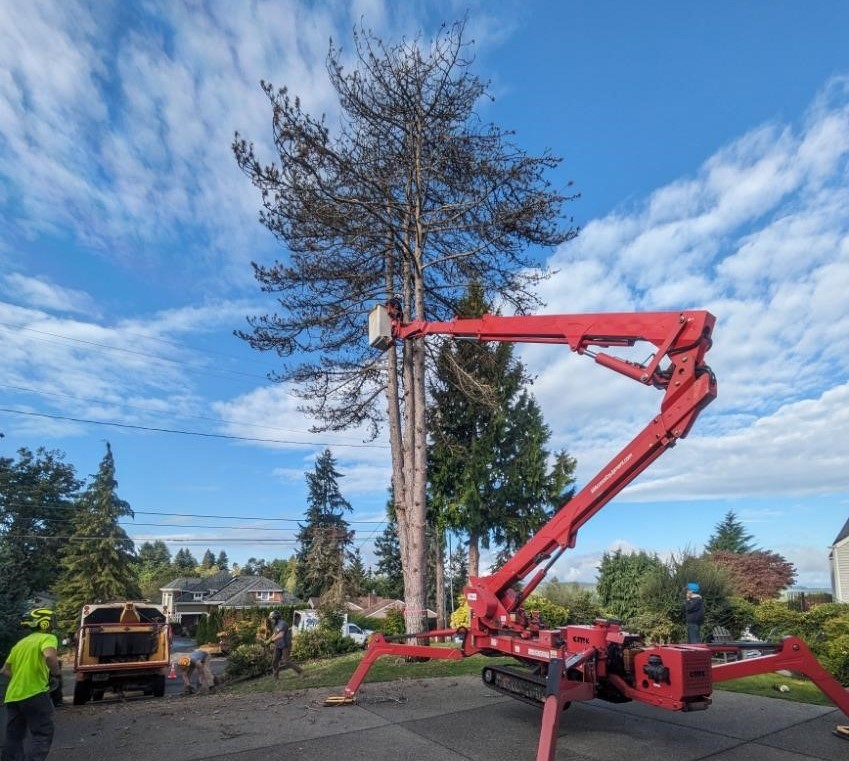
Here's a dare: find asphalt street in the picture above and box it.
[27,674,849,761]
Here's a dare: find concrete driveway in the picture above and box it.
[34,674,849,760]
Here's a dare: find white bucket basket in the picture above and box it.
[368,304,394,350]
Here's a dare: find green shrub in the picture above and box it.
[817,614,849,685]
[564,591,604,625]
[225,643,271,680]
[291,628,360,660]
[753,600,804,639]
[723,596,757,638]
[524,594,569,627]
[382,608,406,635]
[628,612,681,644]
[348,612,377,632]
[799,602,849,640]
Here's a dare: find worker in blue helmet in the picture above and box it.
[684,582,704,643]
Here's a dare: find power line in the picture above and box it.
[0,384,375,445]
[0,322,271,382]
[132,510,383,524]
[5,518,377,533]
[7,533,301,544]
[6,533,385,549]
[0,407,388,449]
[0,503,387,524]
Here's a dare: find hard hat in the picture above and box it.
[686,582,700,593]
[178,655,191,669]
[21,608,55,632]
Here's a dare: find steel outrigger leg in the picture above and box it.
[536,656,596,761]
[324,631,463,706]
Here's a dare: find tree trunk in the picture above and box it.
[434,526,446,631]
[468,531,480,579]
[386,313,429,635]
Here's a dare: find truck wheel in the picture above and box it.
[153,674,166,697]
[73,682,92,706]
[92,689,104,701]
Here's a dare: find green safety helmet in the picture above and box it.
[22,607,56,632]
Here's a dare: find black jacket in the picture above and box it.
[685,595,704,625]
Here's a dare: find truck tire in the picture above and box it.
[153,674,166,697]
[73,681,92,706]
[92,689,104,701]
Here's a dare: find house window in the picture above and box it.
[255,591,274,601]
[193,592,205,601]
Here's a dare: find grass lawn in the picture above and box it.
[713,672,836,706]
[225,650,841,709]
[226,648,514,695]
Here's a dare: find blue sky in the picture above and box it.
[2,1,848,588]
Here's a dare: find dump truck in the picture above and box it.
[72,601,171,704]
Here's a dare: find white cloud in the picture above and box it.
[0,295,276,438]
[530,78,849,504]
[1,273,99,316]
[215,384,393,495]
[623,382,849,501]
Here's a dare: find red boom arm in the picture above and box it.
[394,309,716,628]
[329,304,848,759]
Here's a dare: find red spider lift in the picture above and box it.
[325,303,849,759]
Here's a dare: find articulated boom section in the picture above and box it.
[330,304,849,760]
[391,307,717,634]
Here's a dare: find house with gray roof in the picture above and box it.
[160,571,298,634]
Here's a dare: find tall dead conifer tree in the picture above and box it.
[233,19,576,633]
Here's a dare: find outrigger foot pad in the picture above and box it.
[324,694,355,706]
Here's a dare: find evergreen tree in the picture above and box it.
[53,443,140,629]
[446,539,469,611]
[428,284,576,576]
[0,541,28,660]
[267,557,293,587]
[137,540,171,566]
[216,550,229,570]
[201,548,216,569]
[294,449,354,599]
[242,557,269,576]
[596,549,664,624]
[173,547,198,572]
[373,500,404,599]
[706,510,755,553]
[233,19,575,633]
[346,548,368,597]
[134,540,173,601]
[0,447,81,599]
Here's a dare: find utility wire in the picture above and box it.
[0,503,386,523]
[0,322,270,382]
[6,533,385,549]
[6,533,301,544]
[0,407,388,448]
[0,384,375,445]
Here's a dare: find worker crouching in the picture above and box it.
[176,650,215,695]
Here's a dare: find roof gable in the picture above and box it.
[205,575,283,603]
[161,576,202,591]
[833,517,849,546]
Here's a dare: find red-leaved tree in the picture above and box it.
[710,550,797,602]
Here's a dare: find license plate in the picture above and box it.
[92,673,110,682]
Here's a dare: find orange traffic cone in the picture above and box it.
[168,661,177,680]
